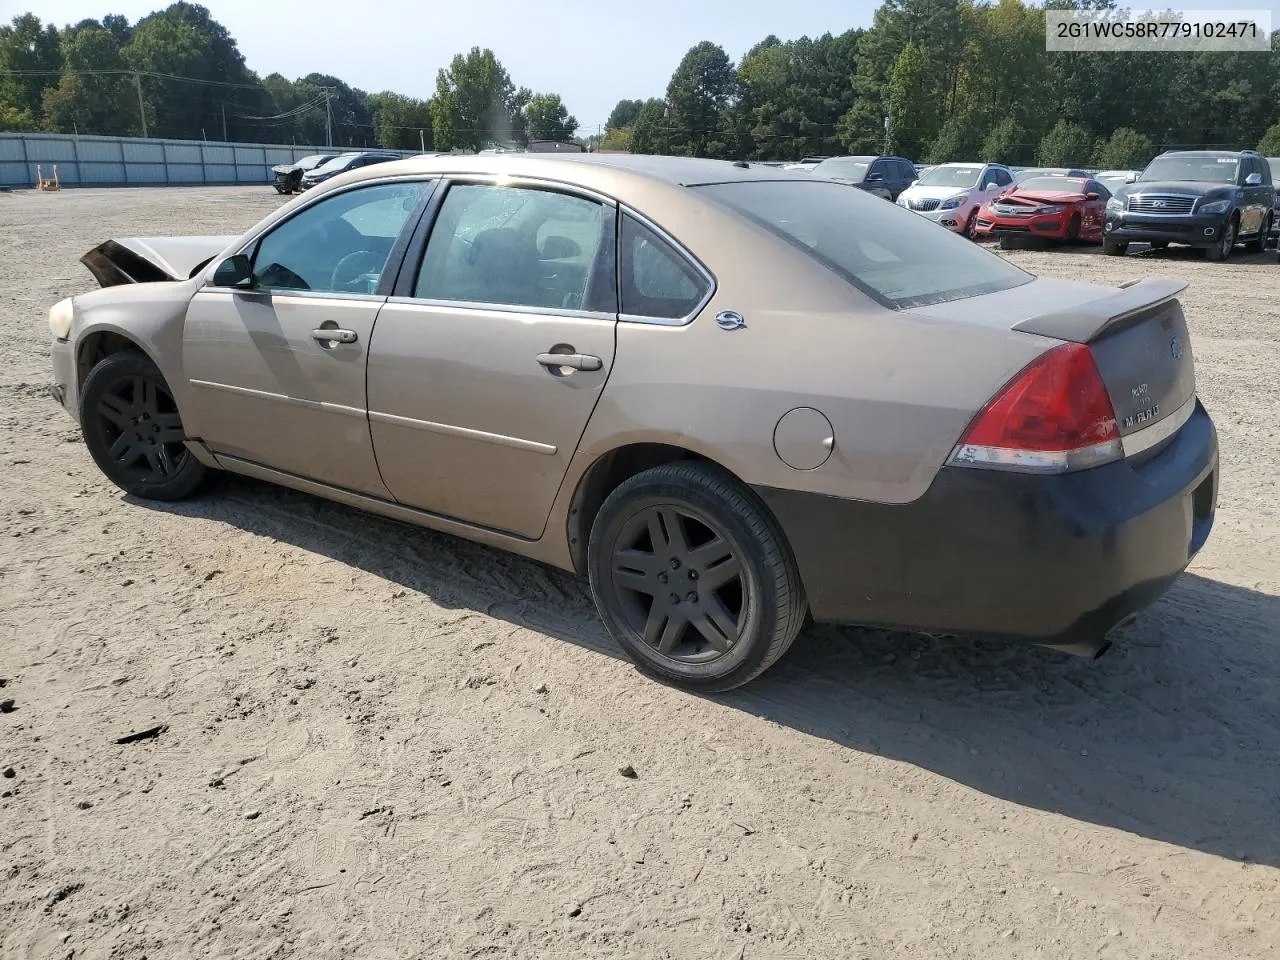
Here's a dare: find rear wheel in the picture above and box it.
[588,462,805,692]
[1102,238,1128,256]
[1245,214,1270,253]
[80,351,207,501]
[1206,216,1236,261]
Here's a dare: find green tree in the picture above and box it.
[885,43,935,159]
[432,47,524,151]
[121,3,269,140]
[981,117,1030,165]
[1092,126,1153,169]
[365,91,432,150]
[665,41,737,157]
[599,125,632,151]
[927,114,981,163]
[1038,119,1093,166]
[629,97,670,155]
[523,92,576,141]
[0,14,62,122]
[606,98,643,131]
[42,23,139,135]
[1258,122,1280,156]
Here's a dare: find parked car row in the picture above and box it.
[269,151,405,194]
[836,149,1277,262]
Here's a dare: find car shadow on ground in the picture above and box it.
[141,474,1280,869]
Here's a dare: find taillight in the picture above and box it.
[949,343,1122,473]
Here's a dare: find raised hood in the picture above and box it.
[81,236,237,287]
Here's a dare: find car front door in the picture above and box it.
[183,178,432,496]
[865,160,892,198]
[365,179,618,539]
[1240,157,1267,235]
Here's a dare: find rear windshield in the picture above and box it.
[695,180,1030,309]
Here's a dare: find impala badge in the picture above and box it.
[1170,337,1183,359]
[715,310,747,331]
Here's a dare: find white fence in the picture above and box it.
[0,133,417,189]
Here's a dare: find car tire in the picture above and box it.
[1245,214,1270,253]
[1065,213,1081,243]
[80,351,208,502]
[1206,216,1236,261]
[998,235,1018,250]
[965,211,979,240]
[587,461,806,692]
[1149,240,1169,251]
[1102,238,1128,256]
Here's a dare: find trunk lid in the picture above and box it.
[81,236,237,287]
[911,277,1196,452]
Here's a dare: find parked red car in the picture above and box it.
[975,176,1112,248]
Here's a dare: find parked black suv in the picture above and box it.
[808,155,917,200]
[300,151,403,190]
[1103,150,1273,260]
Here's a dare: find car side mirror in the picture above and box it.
[1245,172,1262,186]
[212,254,253,288]
[1126,173,1138,183]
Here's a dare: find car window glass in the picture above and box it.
[1088,180,1111,199]
[898,161,914,181]
[620,214,710,320]
[252,181,427,295]
[868,160,887,179]
[414,183,611,311]
[996,169,1013,186]
[695,180,1029,309]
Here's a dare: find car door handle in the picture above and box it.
[312,328,358,344]
[537,352,602,371]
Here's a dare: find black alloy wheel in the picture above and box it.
[80,351,207,500]
[588,461,806,691]
[608,503,745,664]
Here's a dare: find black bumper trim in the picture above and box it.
[755,404,1218,651]
[1106,214,1226,246]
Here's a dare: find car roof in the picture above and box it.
[336,152,812,189]
[1158,150,1249,158]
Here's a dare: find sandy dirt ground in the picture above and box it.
[1,186,1278,960]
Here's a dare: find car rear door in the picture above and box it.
[182,178,432,496]
[365,178,618,539]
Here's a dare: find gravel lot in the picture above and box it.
[2,186,1278,960]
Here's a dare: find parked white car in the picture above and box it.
[1095,169,1140,193]
[896,162,1014,237]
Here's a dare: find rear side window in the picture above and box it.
[620,214,710,321]
[695,179,1030,309]
[414,183,614,312]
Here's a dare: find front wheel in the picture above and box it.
[588,462,806,691]
[1102,238,1128,256]
[80,351,207,501]
[1205,217,1236,261]
[1065,213,1081,243]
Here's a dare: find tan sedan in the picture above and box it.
[48,154,1218,689]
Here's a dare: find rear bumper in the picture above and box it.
[755,403,1218,653]
[1104,212,1227,246]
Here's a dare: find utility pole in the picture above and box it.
[221,103,227,142]
[324,90,333,148]
[134,72,148,139]
[883,111,891,155]
[419,128,425,152]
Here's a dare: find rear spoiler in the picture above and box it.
[81,236,238,287]
[1012,278,1188,343]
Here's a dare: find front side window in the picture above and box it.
[413,183,614,312]
[812,157,872,182]
[695,179,1029,309]
[620,214,710,320]
[252,180,427,294]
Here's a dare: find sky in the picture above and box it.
[18,0,1280,132]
